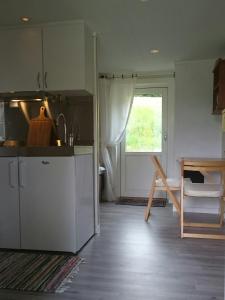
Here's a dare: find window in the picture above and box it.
[125,94,162,152]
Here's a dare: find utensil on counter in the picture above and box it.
[68,133,74,146]
[27,106,52,147]
[3,140,19,147]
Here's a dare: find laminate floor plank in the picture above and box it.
[0,203,224,300]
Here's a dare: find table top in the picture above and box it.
[180,157,225,168]
[181,157,225,160]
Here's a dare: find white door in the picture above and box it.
[0,27,43,92]
[19,157,77,252]
[121,87,168,197]
[0,157,20,249]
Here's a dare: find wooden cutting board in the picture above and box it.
[27,106,52,147]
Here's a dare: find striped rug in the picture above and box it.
[0,251,82,293]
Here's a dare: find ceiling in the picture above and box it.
[0,0,225,73]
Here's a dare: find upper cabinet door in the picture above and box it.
[42,22,93,94]
[0,27,43,93]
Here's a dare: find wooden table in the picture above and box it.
[180,157,225,240]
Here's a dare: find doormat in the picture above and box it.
[116,197,167,207]
[0,250,83,293]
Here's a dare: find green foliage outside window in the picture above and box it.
[126,96,162,152]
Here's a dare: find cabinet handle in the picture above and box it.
[37,72,41,89]
[44,72,48,89]
[42,160,50,165]
[9,161,16,188]
[19,161,26,188]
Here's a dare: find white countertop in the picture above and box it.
[74,146,93,155]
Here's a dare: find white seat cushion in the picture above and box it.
[184,182,223,197]
[156,178,180,188]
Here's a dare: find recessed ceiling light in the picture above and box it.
[20,16,30,23]
[150,49,160,54]
[140,0,149,2]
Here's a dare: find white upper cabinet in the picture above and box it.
[0,27,43,92]
[43,22,94,94]
[0,21,94,95]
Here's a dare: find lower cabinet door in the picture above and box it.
[75,154,94,250]
[19,157,77,253]
[0,157,20,249]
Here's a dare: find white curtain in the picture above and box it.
[99,77,136,201]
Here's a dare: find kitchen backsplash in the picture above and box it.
[3,95,93,146]
[0,102,5,140]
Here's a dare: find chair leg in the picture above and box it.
[180,178,184,238]
[166,189,181,215]
[145,187,155,221]
[144,173,157,222]
[219,197,225,226]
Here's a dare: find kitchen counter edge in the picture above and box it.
[0,146,93,157]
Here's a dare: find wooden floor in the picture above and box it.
[0,203,224,300]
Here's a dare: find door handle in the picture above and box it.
[19,160,26,188]
[37,72,41,89]
[163,134,167,142]
[44,72,48,89]
[9,161,17,188]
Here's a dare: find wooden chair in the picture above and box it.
[144,155,181,221]
[181,158,225,240]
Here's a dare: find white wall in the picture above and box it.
[175,59,222,213]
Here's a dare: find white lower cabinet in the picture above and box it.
[0,158,20,249]
[0,155,94,253]
[75,155,94,250]
[20,157,77,252]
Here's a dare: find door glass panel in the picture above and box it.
[125,95,162,152]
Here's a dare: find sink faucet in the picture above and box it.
[56,113,67,145]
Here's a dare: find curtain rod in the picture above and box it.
[99,72,175,79]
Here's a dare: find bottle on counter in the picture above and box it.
[69,133,74,146]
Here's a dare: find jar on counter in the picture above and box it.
[69,133,74,146]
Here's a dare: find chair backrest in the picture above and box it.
[150,155,181,214]
[151,155,167,180]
